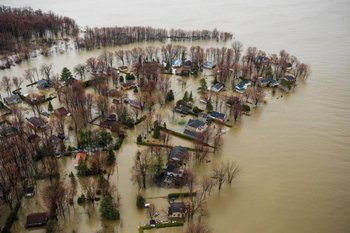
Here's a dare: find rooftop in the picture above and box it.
[3,95,21,105]
[211,83,224,92]
[187,119,206,129]
[26,212,48,228]
[209,111,225,120]
[27,117,47,129]
[168,202,186,214]
[74,151,87,167]
[169,146,188,162]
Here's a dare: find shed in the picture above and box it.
[3,95,21,105]
[26,212,48,228]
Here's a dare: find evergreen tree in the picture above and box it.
[48,101,53,112]
[98,131,113,150]
[198,78,208,93]
[189,91,193,102]
[183,91,189,102]
[77,159,89,176]
[100,195,120,220]
[153,120,160,139]
[166,89,175,102]
[61,67,73,83]
[206,99,213,112]
[107,147,116,165]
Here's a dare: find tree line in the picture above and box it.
[75,26,233,49]
[0,5,78,55]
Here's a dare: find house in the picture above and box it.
[199,97,208,104]
[121,81,136,91]
[3,95,21,105]
[0,126,18,138]
[198,112,209,122]
[25,186,35,197]
[27,117,48,130]
[172,59,182,68]
[27,134,41,144]
[107,89,119,97]
[183,119,207,138]
[118,66,129,73]
[210,83,224,93]
[174,105,191,115]
[209,111,225,122]
[258,77,278,87]
[185,119,207,132]
[179,65,191,76]
[26,212,48,228]
[235,80,251,93]
[54,107,70,118]
[168,202,186,219]
[101,114,117,128]
[74,151,87,167]
[283,74,296,83]
[203,62,216,69]
[168,146,189,164]
[65,77,78,85]
[129,99,142,109]
[37,79,50,90]
[166,164,184,177]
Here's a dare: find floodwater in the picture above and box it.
[1,0,350,233]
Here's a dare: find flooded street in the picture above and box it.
[1,0,350,232]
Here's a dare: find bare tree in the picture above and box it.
[225,160,239,184]
[1,76,12,96]
[185,221,212,233]
[40,63,53,80]
[131,150,155,190]
[73,64,86,80]
[212,162,227,190]
[12,76,24,90]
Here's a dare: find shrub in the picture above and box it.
[107,147,116,165]
[242,104,251,112]
[137,135,143,144]
[192,106,203,114]
[77,194,86,204]
[136,194,145,209]
[166,89,174,102]
[100,196,120,220]
[168,192,196,199]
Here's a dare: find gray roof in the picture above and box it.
[187,119,205,129]
[4,95,21,105]
[169,202,186,214]
[0,126,18,137]
[211,83,224,92]
[169,146,188,162]
[183,129,197,138]
[209,111,225,120]
[27,117,47,128]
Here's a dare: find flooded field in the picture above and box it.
[1,0,350,233]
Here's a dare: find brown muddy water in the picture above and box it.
[1,0,350,233]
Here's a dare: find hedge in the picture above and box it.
[168,192,196,199]
[1,202,21,233]
[139,222,184,233]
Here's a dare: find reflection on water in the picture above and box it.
[1,0,350,232]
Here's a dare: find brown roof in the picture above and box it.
[27,117,47,129]
[54,107,69,117]
[26,212,48,228]
[121,81,136,90]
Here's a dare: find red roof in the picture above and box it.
[74,152,87,166]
